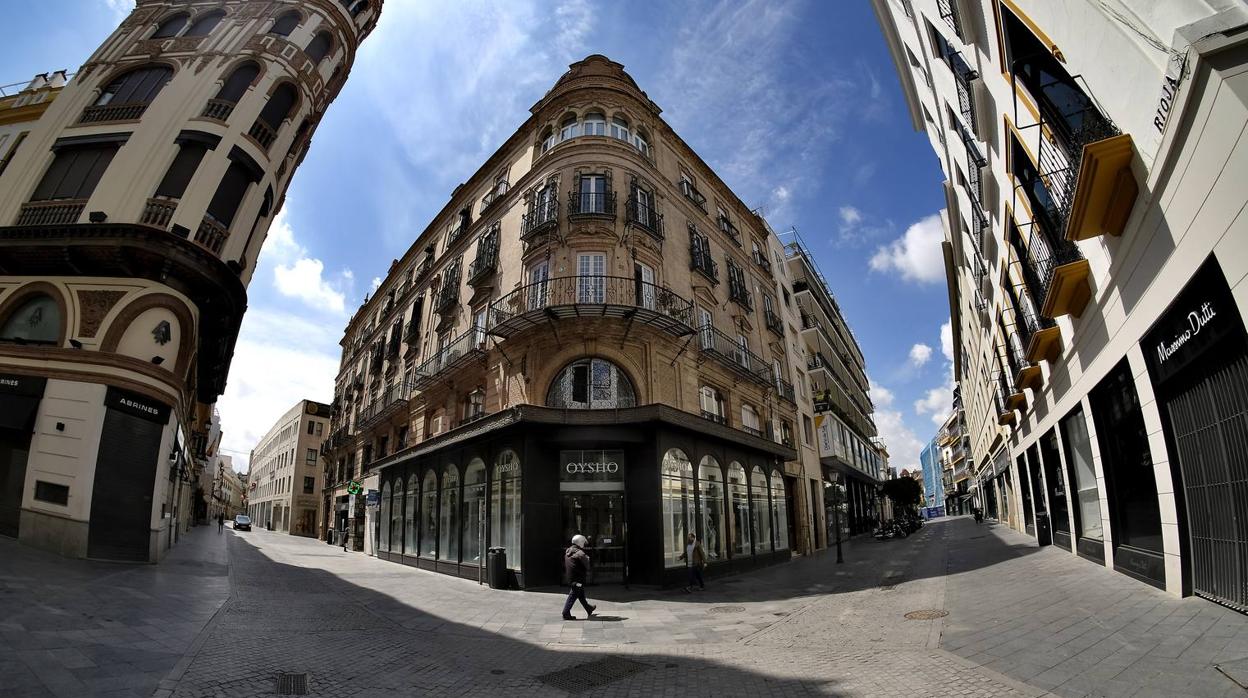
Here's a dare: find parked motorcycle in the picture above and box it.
[872,520,908,539]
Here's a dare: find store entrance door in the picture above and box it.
[561,492,626,584]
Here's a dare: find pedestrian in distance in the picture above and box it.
[217,512,224,533]
[678,532,706,592]
[562,534,597,621]
[340,526,349,552]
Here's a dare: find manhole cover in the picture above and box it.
[536,657,650,693]
[275,672,309,695]
[707,605,745,614]
[904,609,949,620]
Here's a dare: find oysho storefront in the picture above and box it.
[371,405,797,588]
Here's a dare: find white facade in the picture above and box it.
[874,0,1248,602]
[247,399,330,537]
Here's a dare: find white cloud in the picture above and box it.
[839,206,862,226]
[909,343,933,367]
[869,212,946,283]
[875,406,926,475]
[869,383,894,408]
[102,0,131,20]
[259,207,349,314]
[370,277,382,292]
[940,319,954,362]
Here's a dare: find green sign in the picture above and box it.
[346,480,362,495]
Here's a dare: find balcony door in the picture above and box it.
[577,253,605,303]
[698,307,713,349]
[527,260,549,310]
[579,175,606,214]
[633,261,655,310]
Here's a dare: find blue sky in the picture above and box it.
[5,1,954,473]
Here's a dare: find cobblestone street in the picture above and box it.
[5,517,1248,696]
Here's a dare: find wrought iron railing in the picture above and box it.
[728,271,753,310]
[467,244,498,285]
[752,250,772,275]
[937,0,964,41]
[200,98,235,121]
[697,324,772,386]
[433,278,460,313]
[480,181,509,212]
[701,410,727,426]
[15,199,86,226]
[356,382,412,430]
[776,378,796,404]
[489,275,693,328]
[717,215,742,247]
[79,102,147,124]
[948,51,978,131]
[626,196,663,239]
[682,181,707,212]
[415,327,486,382]
[521,197,558,239]
[567,191,616,218]
[764,309,784,336]
[690,241,718,283]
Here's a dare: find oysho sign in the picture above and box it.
[565,459,619,475]
[560,449,625,482]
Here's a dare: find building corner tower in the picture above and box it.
[0,0,380,562]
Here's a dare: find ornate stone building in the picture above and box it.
[0,0,379,562]
[322,55,880,589]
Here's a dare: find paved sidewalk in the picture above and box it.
[0,526,231,697]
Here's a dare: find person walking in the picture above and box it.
[217,512,224,534]
[562,534,597,621]
[678,532,706,592]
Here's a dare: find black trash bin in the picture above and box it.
[1035,513,1052,547]
[487,547,507,589]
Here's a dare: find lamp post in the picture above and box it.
[828,479,845,564]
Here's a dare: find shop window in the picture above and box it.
[0,293,61,344]
[490,450,521,570]
[390,478,404,552]
[439,464,460,562]
[750,466,771,555]
[546,357,636,409]
[1091,359,1160,554]
[697,456,724,562]
[420,470,437,558]
[771,470,789,550]
[379,481,391,552]
[727,462,750,557]
[661,448,694,568]
[404,474,418,555]
[1060,405,1102,540]
[461,459,486,565]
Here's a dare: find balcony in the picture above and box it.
[194,214,228,254]
[776,378,796,405]
[15,199,85,226]
[1010,285,1061,363]
[947,51,979,132]
[200,98,235,122]
[521,198,558,240]
[433,277,459,314]
[764,308,784,337]
[567,191,616,220]
[445,220,469,249]
[937,0,965,41]
[697,325,772,387]
[716,215,741,247]
[140,197,177,228]
[752,249,772,275]
[681,181,708,213]
[355,382,412,431]
[403,319,420,344]
[248,118,277,150]
[480,181,509,213]
[79,102,147,124]
[701,410,727,426]
[690,242,719,284]
[413,327,487,389]
[728,273,752,311]
[488,275,694,340]
[1009,332,1042,392]
[995,375,1016,426]
[626,196,664,240]
[466,245,498,286]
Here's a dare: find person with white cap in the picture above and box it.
[562,534,597,620]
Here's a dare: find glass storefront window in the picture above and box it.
[1091,359,1161,553]
[727,462,750,557]
[421,470,437,558]
[698,456,725,562]
[771,470,789,550]
[1017,455,1034,527]
[661,448,694,568]
[391,478,404,552]
[750,466,771,554]
[440,464,460,562]
[379,482,391,552]
[490,450,521,570]
[462,459,486,566]
[1061,405,1103,540]
[404,474,418,555]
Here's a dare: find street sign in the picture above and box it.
[365,490,379,507]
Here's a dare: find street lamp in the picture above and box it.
[827,479,846,564]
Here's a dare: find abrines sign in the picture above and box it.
[1143,256,1245,385]
[560,450,625,483]
[105,386,172,424]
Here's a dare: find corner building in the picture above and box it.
[0,0,378,562]
[247,399,330,536]
[324,56,880,588]
[874,0,1248,605]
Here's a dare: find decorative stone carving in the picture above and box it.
[76,290,127,338]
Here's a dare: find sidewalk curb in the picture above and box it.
[152,542,234,698]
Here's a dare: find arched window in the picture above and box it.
[404,473,418,555]
[661,449,694,568]
[540,126,555,153]
[697,456,724,562]
[257,82,298,130]
[390,477,404,553]
[379,481,391,552]
[546,357,636,409]
[610,116,630,142]
[634,127,651,157]
[152,13,188,38]
[583,111,606,136]
[462,459,486,565]
[349,0,370,18]
[305,32,333,65]
[490,449,521,571]
[269,10,300,36]
[439,464,460,563]
[699,385,725,424]
[727,462,750,557]
[94,66,173,107]
[184,10,224,38]
[420,470,437,558]
[771,469,789,551]
[750,465,771,555]
[559,114,579,141]
[0,293,62,344]
[214,62,259,104]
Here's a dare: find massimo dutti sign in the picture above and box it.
[1143,256,1245,385]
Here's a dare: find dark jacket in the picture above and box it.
[564,545,591,585]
